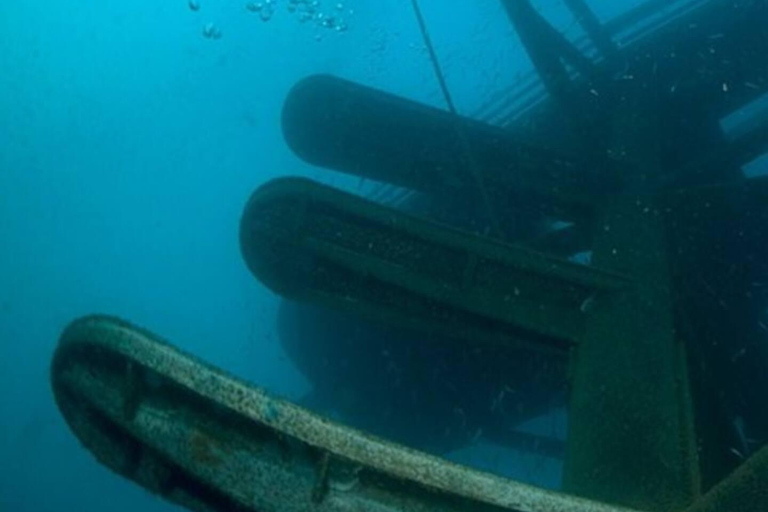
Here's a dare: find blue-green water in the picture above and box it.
[2,1,767,511]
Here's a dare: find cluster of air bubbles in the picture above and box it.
[290,0,350,32]
[246,0,351,32]
[189,0,352,40]
[245,0,277,22]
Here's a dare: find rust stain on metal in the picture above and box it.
[189,428,226,468]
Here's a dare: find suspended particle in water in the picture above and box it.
[260,6,275,21]
[189,0,200,12]
[246,2,263,12]
[202,22,222,39]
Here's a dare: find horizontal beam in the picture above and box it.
[240,177,632,351]
[282,74,621,222]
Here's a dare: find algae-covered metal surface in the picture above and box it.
[684,446,768,512]
[564,198,700,511]
[240,176,630,352]
[51,314,768,512]
[52,315,644,512]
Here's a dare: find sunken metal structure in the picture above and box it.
[52,1,768,511]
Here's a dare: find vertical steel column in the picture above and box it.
[563,198,700,511]
[562,74,700,509]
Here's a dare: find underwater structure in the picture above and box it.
[51,1,768,511]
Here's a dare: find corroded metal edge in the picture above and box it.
[51,314,640,512]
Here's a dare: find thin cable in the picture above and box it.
[410,0,505,240]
